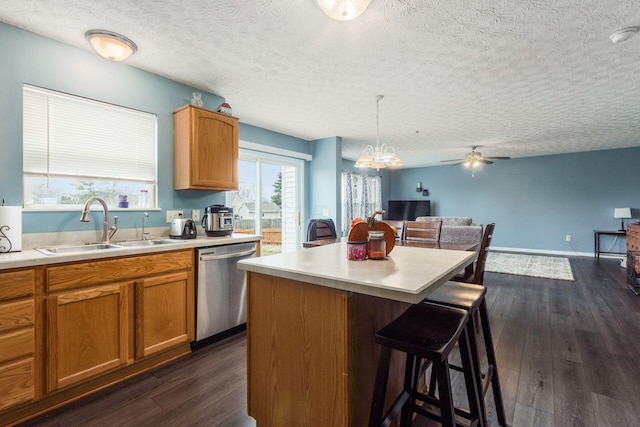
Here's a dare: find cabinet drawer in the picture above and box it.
[46,249,193,292]
[0,299,35,332]
[0,357,35,411]
[0,328,34,363]
[0,269,35,301]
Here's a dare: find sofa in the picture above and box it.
[415,216,483,248]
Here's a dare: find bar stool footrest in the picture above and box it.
[410,400,478,427]
[448,362,496,397]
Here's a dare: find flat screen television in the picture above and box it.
[386,200,430,220]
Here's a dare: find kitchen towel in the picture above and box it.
[0,206,22,253]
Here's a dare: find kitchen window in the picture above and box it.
[22,85,157,210]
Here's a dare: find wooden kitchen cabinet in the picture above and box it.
[0,268,40,412]
[44,250,194,392]
[173,104,239,190]
[45,283,130,393]
[135,271,194,359]
[1,250,195,425]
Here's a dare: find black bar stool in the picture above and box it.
[426,282,506,425]
[368,301,484,427]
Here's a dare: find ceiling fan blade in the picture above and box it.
[449,162,463,166]
[479,159,494,164]
[484,156,511,160]
[440,159,464,163]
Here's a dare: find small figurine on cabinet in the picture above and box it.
[217,102,232,115]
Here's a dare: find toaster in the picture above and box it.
[169,218,197,239]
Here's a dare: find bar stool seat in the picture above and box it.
[369,301,484,427]
[426,281,506,426]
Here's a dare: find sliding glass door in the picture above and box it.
[227,149,304,255]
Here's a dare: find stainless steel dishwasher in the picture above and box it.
[194,241,257,347]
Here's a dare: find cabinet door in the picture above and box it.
[45,283,130,392]
[135,272,194,359]
[191,108,238,190]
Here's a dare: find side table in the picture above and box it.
[593,230,626,259]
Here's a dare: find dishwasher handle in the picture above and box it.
[199,248,256,261]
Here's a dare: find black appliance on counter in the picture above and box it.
[202,205,234,237]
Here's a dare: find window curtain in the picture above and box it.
[341,171,382,235]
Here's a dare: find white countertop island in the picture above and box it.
[239,242,476,426]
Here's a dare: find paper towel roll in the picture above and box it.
[0,206,22,253]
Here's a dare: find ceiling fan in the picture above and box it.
[440,146,510,173]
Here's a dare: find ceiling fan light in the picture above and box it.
[85,29,137,61]
[472,160,481,168]
[463,161,471,168]
[317,0,372,21]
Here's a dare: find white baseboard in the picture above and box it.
[489,246,625,259]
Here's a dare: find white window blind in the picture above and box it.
[23,85,156,182]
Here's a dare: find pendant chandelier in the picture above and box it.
[354,95,402,171]
[317,0,372,21]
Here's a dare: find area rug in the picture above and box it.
[485,252,575,281]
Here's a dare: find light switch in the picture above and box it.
[322,209,329,216]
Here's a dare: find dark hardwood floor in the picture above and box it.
[18,256,640,427]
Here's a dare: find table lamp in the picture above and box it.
[614,207,632,231]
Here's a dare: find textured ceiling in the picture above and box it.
[1,0,640,168]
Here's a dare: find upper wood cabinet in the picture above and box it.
[173,105,239,190]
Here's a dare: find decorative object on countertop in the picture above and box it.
[0,206,22,253]
[347,241,367,260]
[216,102,232,115]
[190,92,203,107]
[347,210,395,255]
[367,230,386,259]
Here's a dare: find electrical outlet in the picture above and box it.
[192,209,200,222]
[566,235,572,242]
[166,210,184,223]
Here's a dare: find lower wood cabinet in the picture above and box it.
[135,271,193,358]
[0,249,195,425]
[0,267,39,413]
[45,283,130,393]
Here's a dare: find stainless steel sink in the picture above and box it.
[114,239,183,247]
[36,239,184,255]
[35,243,121,255]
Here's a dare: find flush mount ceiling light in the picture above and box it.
[609,27,639,43]
[85,29,137,61]
[355,95,402,171]
[317,0,372,21]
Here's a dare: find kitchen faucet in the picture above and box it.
[80,196,118,243]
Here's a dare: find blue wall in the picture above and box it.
[309,137,342,233]
[387,148,640,255]
[0,22,312,235]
